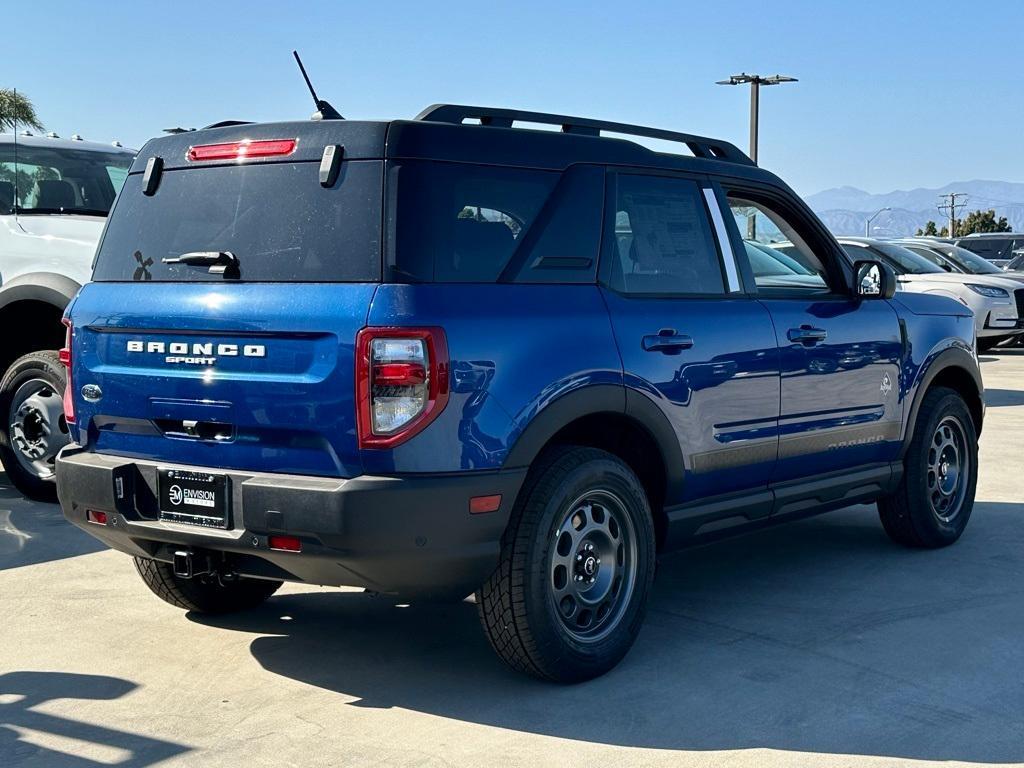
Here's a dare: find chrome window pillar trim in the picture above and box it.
[703,186,741,293]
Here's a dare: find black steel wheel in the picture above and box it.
[549,489,638,643]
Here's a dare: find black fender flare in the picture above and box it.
[502,384,686,505]
[900,345,983,457]
[0,272,81,313]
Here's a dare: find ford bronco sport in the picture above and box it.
[57,105,983,682]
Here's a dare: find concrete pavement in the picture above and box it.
[3,350,1024,767]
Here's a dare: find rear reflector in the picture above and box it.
[86,509,108,525]
[470,495,502,514]
[187,139,297,162]
[268,535,302,552]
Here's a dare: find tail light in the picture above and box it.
[59,318,74,424]
[356,328,449,449]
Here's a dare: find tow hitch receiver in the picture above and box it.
[172,550,211,579]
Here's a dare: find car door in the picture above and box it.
[599,170,781,507]
[719,184,904,484]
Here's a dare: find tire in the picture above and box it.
[0,351,70,502]
[878,386,978,548]
[133,557,282,614]
[476,446,656,683]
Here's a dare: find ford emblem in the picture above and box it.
[81,384,103,402]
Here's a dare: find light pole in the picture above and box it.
[715,73,798,165]
[865,207,891,237]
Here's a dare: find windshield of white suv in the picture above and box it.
[0,143,134,216]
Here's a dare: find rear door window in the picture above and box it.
[606,174,726,296]
[92,161,383,282]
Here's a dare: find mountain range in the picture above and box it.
[805,180,1024,237]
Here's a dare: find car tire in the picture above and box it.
[878,386,977,548]
[476,446,656,683]
[0,351,70,502]
[133,557,282,614]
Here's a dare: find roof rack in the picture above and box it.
[415,104,753,165]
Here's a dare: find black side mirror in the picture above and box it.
[853,260,896,299]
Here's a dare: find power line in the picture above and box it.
[937,193,969,237]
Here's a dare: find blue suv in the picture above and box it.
[56,105,983,682]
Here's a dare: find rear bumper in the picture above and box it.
[56,446,526,598]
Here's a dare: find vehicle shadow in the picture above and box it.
[0,671,189,766]
[982,388,1024,407]
[0,471,105,571]
[192,501,1024,763]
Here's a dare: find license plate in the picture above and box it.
[158,468,230,528]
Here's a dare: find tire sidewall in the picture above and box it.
[521,455,656,677]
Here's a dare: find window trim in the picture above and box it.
[597,168,742,300]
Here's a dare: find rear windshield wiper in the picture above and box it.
[162,251,240,278]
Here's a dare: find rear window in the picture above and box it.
[92,160,382,282]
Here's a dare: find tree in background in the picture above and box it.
[0,89,44,133]
[915,221,941,236]
[955,209,1011,236]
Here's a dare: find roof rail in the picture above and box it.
[415,104,753,165]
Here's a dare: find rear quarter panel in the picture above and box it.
[363,284,622,473]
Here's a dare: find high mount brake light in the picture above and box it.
[60,318,74,424]
[186,139,297,162]
[356,328,449,449]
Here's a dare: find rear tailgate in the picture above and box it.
[71,124,385,478]
[69,282,374,477]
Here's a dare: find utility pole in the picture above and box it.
[938,193,968,238]
[716,73,798,166]
[716,73,797,238]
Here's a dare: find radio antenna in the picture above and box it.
[292,51,343,121]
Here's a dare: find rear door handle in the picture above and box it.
[787,325,828,345]
[642,330,694,353]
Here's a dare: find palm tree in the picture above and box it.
[0,89,44,133]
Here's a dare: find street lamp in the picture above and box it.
[715,73,798,165]
[865,207,891,237]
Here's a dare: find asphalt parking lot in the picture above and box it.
[3,351,1024,768]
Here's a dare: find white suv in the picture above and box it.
[0,131,134,499]
[838,238,1024,352]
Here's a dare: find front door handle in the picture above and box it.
[787,325,828,345]
[642,330,694,353]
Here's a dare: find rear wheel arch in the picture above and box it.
[503,385,683,549]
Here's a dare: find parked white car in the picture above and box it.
[0,131,134,499]
[837,238,1023,352]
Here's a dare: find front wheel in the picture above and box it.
[476,447,656,683]
[878,386,978,548]
[0,351,70,502]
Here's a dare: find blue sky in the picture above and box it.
[8,0,1023,196]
